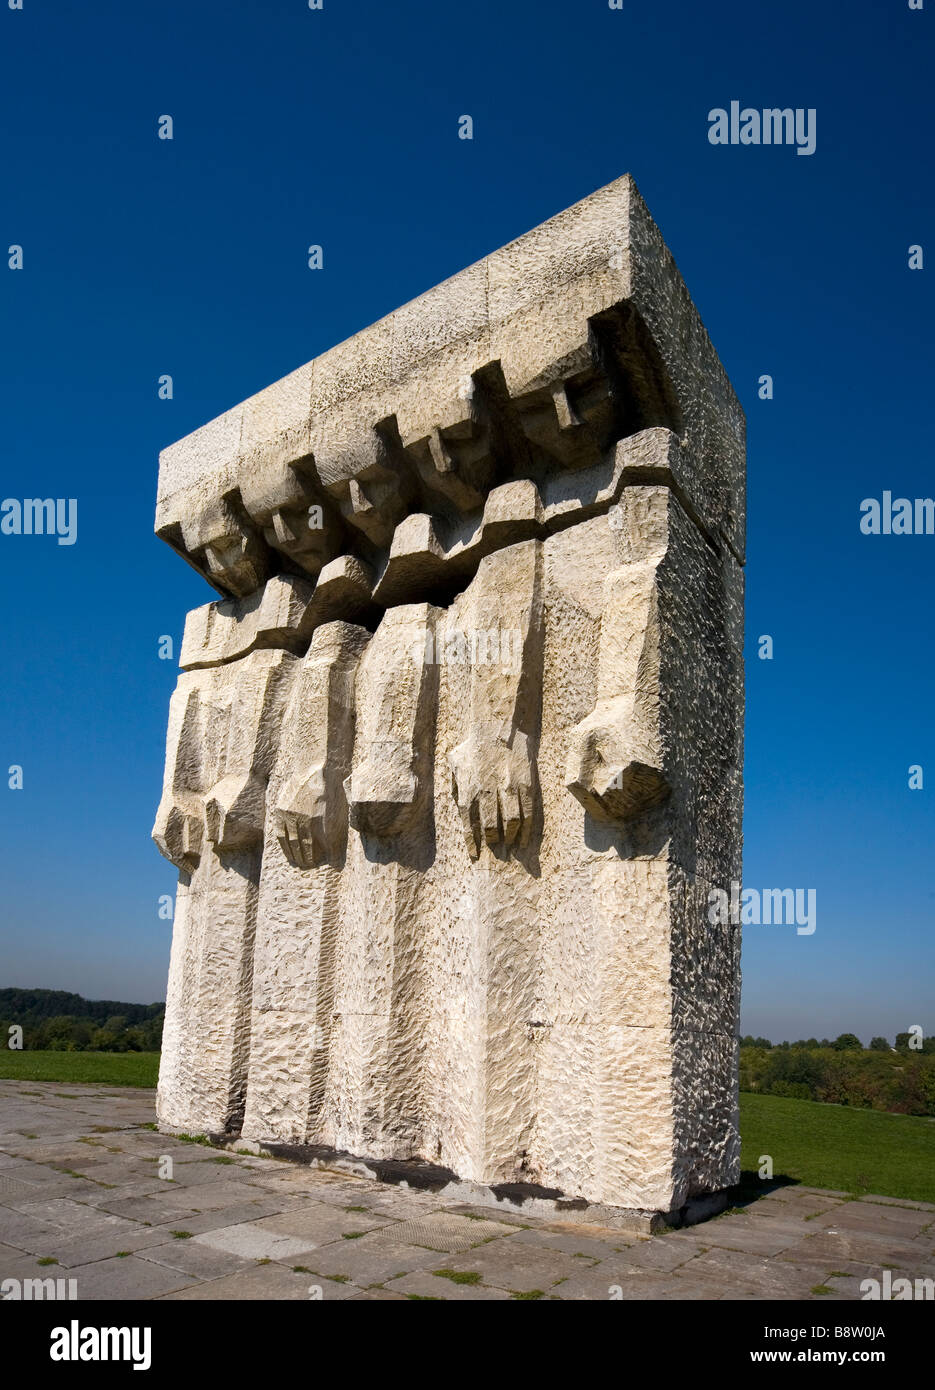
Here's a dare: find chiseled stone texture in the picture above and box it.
[153,175,745,1218]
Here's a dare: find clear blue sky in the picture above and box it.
[1,0,932,1043]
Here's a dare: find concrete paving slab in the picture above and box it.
[860,1195,935,1212]
[667,1215,807,1257]
[482,1223,627,1260]
[434,1240,594,1294]
[136,1239,255,1279]
[1,1082,927,1303]
[385,1270,513,1300]
[65,1254,199,1300]
[345,1287,409,1300]
[299,1237,444,1286]
[191,1223,321,1261]
[158,1266,359,1300]
[363,1212,518,1253]
[252,1203,395,1244]
[28,1222,171,1268]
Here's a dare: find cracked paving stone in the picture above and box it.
[364,1212,518,1253]
[598,1236,698,1273]
[191,1223,326,1262]
[298,1237,443,1286]
[433,1240,594,1294]
[94,1195,201,1227]
[63,1254,201,1301]
[345,1288,410,1300]
[158,1266,362,1300]
[386,1270,512,1300]
[250,1203,395,1245]
[777,1231,927,1267]
[669,1216,806,1257]
[136,1239,256,1279]
[502,1224,635,1260]
[25,1222,173,1268]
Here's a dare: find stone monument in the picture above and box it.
[153,174,745,1225]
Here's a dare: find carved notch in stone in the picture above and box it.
[324,417,416,552]
[240,457,346,580]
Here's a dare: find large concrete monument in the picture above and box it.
[153,175,745,1225]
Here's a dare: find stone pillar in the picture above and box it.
[154,174,744,1220]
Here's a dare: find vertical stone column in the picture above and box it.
[242,619,370,1143]
[442,540,544,1182]
[327,602,442,1157]
[154,584,309,1134]
[546,485,742,1211]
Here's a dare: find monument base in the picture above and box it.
[184,1129,732,1236]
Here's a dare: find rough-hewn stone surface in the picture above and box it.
[153,175,745,1218]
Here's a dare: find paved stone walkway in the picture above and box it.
[1,1082,932,1301]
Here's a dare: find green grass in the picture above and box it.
[0,1051,159,1087]
[740,1092,935,1203]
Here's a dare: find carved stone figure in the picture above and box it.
[153,175,744,1221]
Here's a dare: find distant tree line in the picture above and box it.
[0,988,164,1053]
[740,1034,935,1115]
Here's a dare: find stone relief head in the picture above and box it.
[180,494,270,598]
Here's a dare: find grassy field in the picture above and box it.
[739,1091,935,1204]
[1,1056,932,1203]
[0,1051,160,1087]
